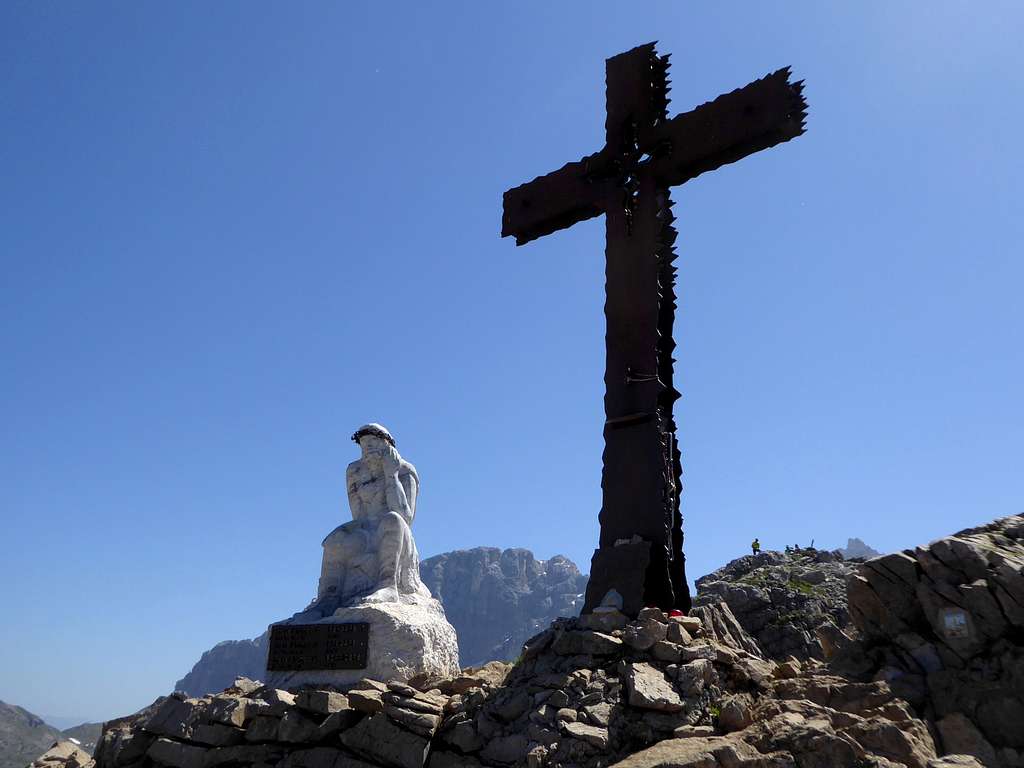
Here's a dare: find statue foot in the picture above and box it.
[360,585,400,604]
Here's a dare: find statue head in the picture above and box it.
[351,423,396,455]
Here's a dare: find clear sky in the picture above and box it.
[2,2,1022,723]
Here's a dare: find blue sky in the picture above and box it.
[1,2,1021,722]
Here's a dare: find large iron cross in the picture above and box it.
[501,43,807,616]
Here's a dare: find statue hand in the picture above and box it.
[382,444,401,471]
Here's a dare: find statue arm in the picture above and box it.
[382,447,415,526]
[346,463,367,521]
[399,461,419,524]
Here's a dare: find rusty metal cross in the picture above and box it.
[501,43,807,615]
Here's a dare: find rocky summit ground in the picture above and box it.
[25,514,1024,768]
[843,514,1024,766]
[694,546,859,662]
[33,603,977,768]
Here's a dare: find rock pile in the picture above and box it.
[73,602,979,768]
[694,548,857,661]
[846,514,1024,766]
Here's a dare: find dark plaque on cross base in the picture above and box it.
[502,43,807,616]
[266,622,370,671]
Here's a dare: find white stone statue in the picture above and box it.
[317,424,432,608]
[265,422,459,688]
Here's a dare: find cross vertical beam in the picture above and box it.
[594,46,684,614]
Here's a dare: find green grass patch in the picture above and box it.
[788,577,816,595]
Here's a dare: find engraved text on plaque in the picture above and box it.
[266,623,370,671]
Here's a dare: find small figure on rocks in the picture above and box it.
[751,538,761,556]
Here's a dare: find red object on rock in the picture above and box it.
[668,609,684,617]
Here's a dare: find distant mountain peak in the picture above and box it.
[838,537,881,560]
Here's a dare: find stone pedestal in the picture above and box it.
[265,595,459,689]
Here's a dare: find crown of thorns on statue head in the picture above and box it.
[351,423,396,447]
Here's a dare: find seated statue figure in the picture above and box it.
[316,424,432,608]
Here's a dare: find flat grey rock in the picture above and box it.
[623,662,683,713]
[339,714,430,768]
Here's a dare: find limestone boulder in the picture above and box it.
[339,714,431,768]
[936,714,999,767]
[623,618,668,652]
[277,711,319,744]
[449,661,512,694]
[347,688,384,714]
[295,690,350,716]
[276,747,371,768]
[552,630,624,657]
[927,757,986,768]
[717,695,753,734]
[146,738,206,768]
[205,695,262,728]
[142,695,206,740]
[561,722,609,750]
[607,736,791,768]
[687,603,763,658]
[29,742,94,768]
[188,723,244,748]
[744,692,939,768]
[622,663,683,713]
[847,514,1024,753]
[204,744,281,768]
[383,684,445,738]
[480,734,531,765]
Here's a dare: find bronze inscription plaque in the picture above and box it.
[266,623,370,671]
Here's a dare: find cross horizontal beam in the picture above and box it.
[501,67,806,247]
[647,67,806,189]
[500,152,605,246]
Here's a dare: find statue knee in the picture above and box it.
[381,511,405,530]
[323,527,367,560]
[375,512,410,548]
